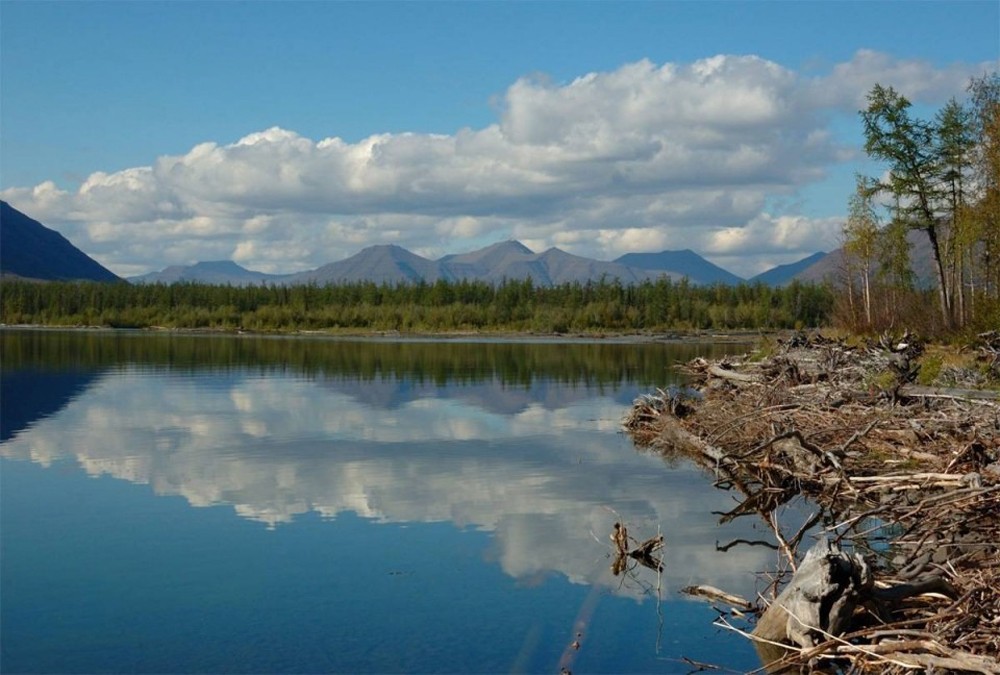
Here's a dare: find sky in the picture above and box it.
[1,1,998,279]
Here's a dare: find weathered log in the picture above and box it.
[653,415,736,469]
[898,384,1000,402]
[850,472,971,483]
[707,364,762,384]
[885,649,1000,674]
[753,538,965,671]
[753,537,872,649]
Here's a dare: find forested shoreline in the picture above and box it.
[0,276,833,334]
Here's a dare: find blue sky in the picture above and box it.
[2,1,997,277]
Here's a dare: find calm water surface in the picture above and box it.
[2,330,781,673]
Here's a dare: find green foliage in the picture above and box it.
[0,276,834,334]
[916,353,943,386]
[853,75,1000,334]
[747,336,778,362]
[861,84,953,326]
[838,73,1000,336]
[864,369,899,393]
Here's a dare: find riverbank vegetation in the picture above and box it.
[0,276,833,334]
[837,74,1000,335]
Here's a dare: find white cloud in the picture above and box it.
[704,213,844,277]
[809,49,998,110]
[0,51,984,276]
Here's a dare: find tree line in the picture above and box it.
[0,276,832,334]
[839,73,1000,334]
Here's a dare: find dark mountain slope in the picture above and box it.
[751,252,828,286]
[0,368,106,442]
[0,201,121,282]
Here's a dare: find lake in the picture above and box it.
[1,329,783,673]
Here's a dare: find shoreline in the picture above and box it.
[0,322,768,344]
[623,332,1000,673]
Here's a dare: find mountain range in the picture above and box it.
[129,240,816,287]
[3,200,828,287]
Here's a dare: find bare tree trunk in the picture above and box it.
[863,262,872,327]
[847,276,856,328]
[969,269,976,321]
[926,225,953,329]
[957,250,967,326]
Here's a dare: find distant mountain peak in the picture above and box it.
[293,243,439,285]
[539,246,570,257]
[443,240,533,260]
[438,240,536,280]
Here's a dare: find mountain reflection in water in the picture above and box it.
[2,329,783,673]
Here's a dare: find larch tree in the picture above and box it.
[861,84,952,328]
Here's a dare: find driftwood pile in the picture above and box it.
[624,331,1000,673]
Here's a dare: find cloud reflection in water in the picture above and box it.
[2,366,792,600]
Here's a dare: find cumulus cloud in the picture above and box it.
[0,50,984,276]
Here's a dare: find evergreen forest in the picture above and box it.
[0,276,832,334]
